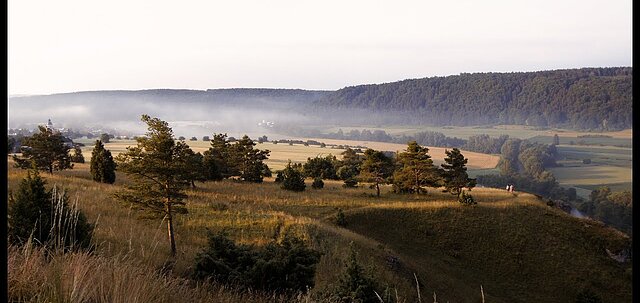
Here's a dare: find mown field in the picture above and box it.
[549,145,633,198]
[322,125,632,140]
[7,159,632,303]
[74,138,500,172]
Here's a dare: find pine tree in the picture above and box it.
[13,126,73,174]
[203,133,235,181]
[90,140,116,184]
[335,243,382,303]
[8,170,93,249]
[8,170,52,245]
[393,141,439,194]
[441,148,476,196]
[337,148,363,188]
[178,148,206,188]
[359,149,394,197]
[70,146,85,163]
[231,135,271,183]
[114,115,194,257]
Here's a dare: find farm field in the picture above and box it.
[527,135,631,148]
[543,144,633,198]
[74,138,500,172]
[6,160,632,303]
[321,125,632,140]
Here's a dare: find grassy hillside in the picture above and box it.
[6,160,632,302]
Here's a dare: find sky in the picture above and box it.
[8,0,632,95]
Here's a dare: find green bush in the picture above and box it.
[8,171,93,250]
[193,232,321,294]
[458,191,476,205]
[342,178,358,188]
[333,243,384,303]
[312,177,324,189]
[281,162,306,192]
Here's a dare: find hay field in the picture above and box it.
[549,165,632,188]
[76,138,499,171]
[322,125,632,140]
[295,138,499,169]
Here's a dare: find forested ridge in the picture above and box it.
[315,67,632,130]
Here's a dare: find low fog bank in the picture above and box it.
[7,89,427,139]
[7,89,329,138]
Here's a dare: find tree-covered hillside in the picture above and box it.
[315,67,632,130]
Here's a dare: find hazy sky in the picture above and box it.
[8,0,632,95]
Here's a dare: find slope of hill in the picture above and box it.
[314,67,633,130]
[6,162,631,302]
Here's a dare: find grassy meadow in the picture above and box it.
[7,158,632,303]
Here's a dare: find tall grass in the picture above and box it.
[6,159,631,302]
[8,245,316,303]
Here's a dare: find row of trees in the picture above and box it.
[577,187,632,235]
[284,142,477,199]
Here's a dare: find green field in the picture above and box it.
[528,135,632,148]
[321,125,632,140]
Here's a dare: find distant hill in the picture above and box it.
[10,88,330,107]
[9,67,633,132]
[314,67,633,130]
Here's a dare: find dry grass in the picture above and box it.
[6,157,631,302]
[294,137,500,169]
[75,138,498,172]
[8,245,315,303]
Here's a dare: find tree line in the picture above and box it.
[314,67,632,130]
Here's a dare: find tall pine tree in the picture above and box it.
[231,135,270,183]
[90,140,116,184]
[393,141,440,194]
[441,148,476,195]
[359,149,394,197]
[114,115,193,257]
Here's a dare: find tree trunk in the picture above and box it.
[376,182,380,197]
[166,200,177,257]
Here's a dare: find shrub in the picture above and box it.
[312,177,324,189]
[583,158,592,164]
[336,209,347,227]
[281,163,306,192]
[342,178,358,188]
[458,191,476,205]
[333,243,383,303]
[274,170,284,183]
[8,171,93,250]
[193,232,321,294]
